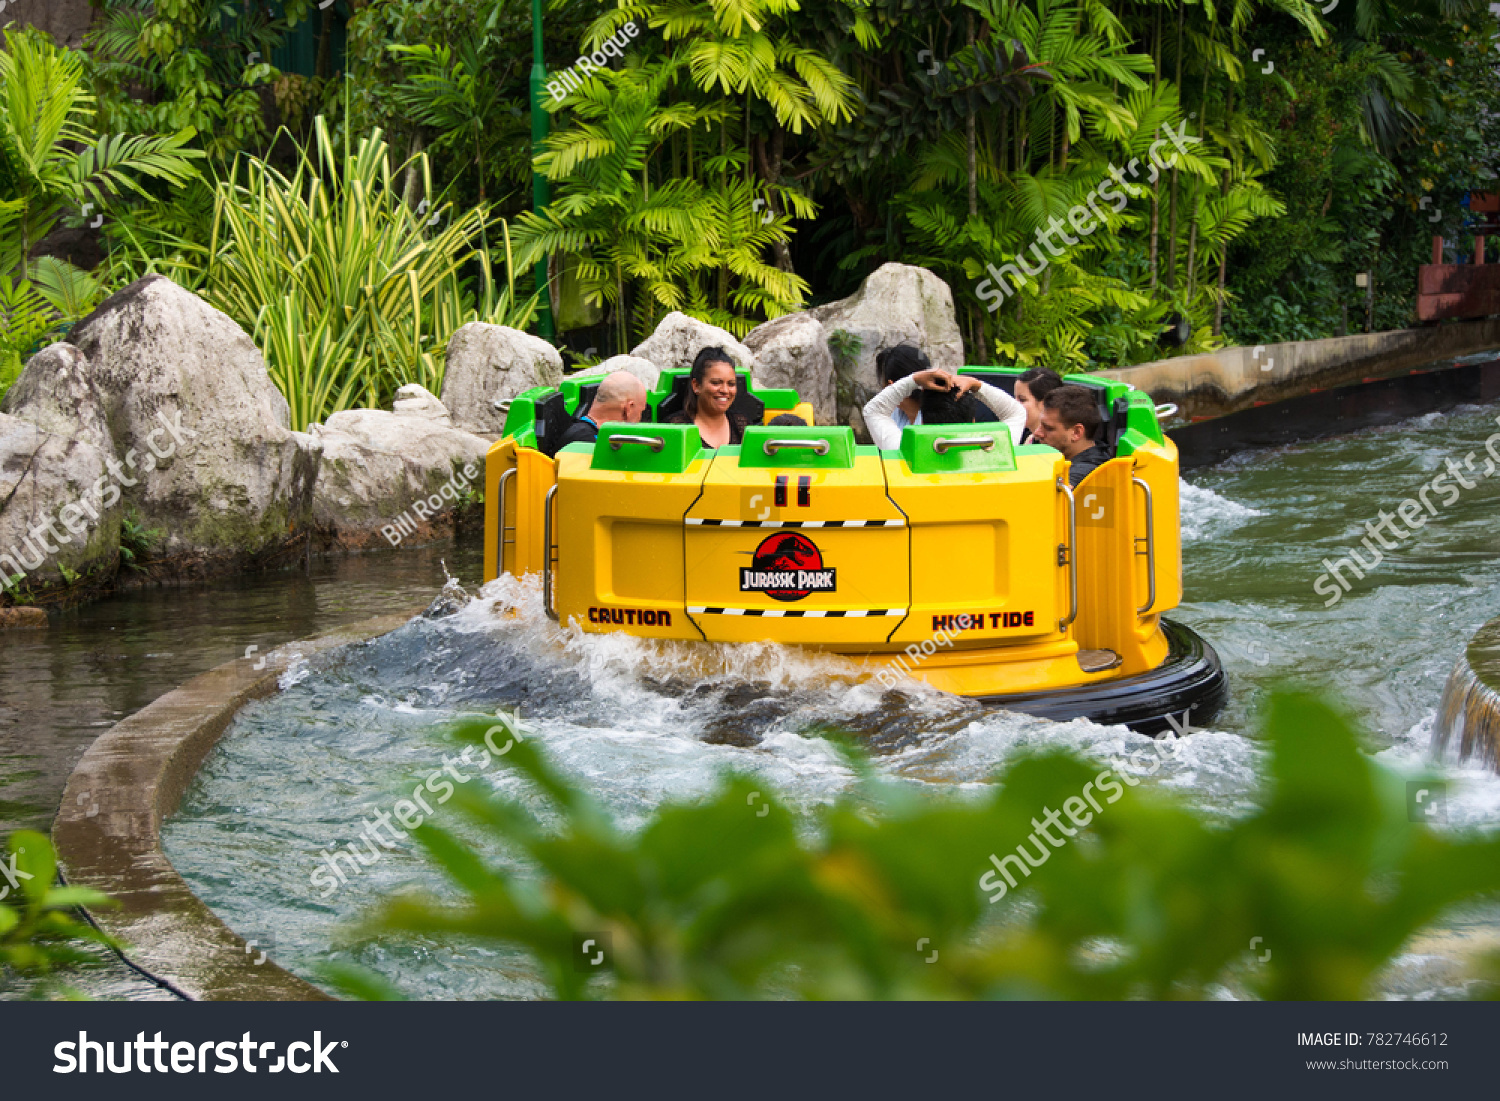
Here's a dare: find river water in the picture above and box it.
[0,543,482,999]
[10,403,1500,1000]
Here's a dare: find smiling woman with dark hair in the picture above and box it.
[668,347,747,448]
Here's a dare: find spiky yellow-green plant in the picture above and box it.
[203,116,535,431]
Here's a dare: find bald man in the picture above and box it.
[555,370,649,450]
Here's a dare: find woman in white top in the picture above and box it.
[861,344,1027,450]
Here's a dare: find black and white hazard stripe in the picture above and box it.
[686,519,903,528]
[689,606,906,617]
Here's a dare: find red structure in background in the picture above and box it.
[1418,192,1500,322]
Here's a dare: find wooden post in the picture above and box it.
[1478,237,1487,265]
[1432,235,1444,265]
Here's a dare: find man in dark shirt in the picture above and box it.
[555,371,649,450]
[1035,384,1114,487]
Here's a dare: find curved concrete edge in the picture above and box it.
[53,610,422,1000]
[1433,615,1500,774]
[1101,319,1500,420]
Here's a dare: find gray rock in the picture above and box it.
[744,313,835,424]
[441,323,563,436]
[568,355,662,391]
[6,275,322,566]
[629,312,756,375]
[809,263,965,434]
[392,383,451,424]
[0,413,122,593]
[0,342,112,452]
[2,0,96,49]
[310,408,490,550]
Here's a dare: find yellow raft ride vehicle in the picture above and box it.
[483,366,1227,733]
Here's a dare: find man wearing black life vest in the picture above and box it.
[554,371,649,451]
[1035,384,1115,487]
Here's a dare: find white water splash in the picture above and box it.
[1374,712,1500,832]
[1180,478,1263,543]
[275,649,311,689]
[411,572,1271,817]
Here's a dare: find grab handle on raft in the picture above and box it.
[543,484,559,622]
[933,436,995,454]
[609,434,665,453]
[763,438,830,456]
[1133,476,1156,615]
[495,467,517,576]
[1154,402,1179,420]
[1056,477,1078,633]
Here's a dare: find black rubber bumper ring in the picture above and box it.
[975,619,1229,734]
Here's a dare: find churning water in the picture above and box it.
[158,403,1500,999]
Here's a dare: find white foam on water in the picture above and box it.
[413,572,1277,819]
[174,565,1500,1001]
[1375,712,1500,831]
[1180,478,1263,543]
[464,572,870,699]
[275,649,311,689]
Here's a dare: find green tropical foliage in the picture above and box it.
[0,831,116,980]
[385,38,528,209]
[0,267,52,401]
[2,0,1494,400]
[0,26,203,388]
[0,27,202,265]
[1225,2,1499,344]
[510,0,872,341]
[84,0,330,164]
[197,117,535,430]
[117,510,162,570]
[514,62,814,344]
[338,692,1500,1000]
[345,0,572,219]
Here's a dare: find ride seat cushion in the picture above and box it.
[534,392,573,457]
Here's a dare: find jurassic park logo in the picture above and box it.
[738,532,836,603]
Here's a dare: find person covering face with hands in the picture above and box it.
[861,344,1026,450]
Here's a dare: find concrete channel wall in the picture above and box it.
[53,612,418,1001]
[1100,319,1500,422]
[1099,320,1500,468]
